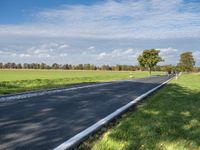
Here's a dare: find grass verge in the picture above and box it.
[79,74,200,150]
[0,70,163,95]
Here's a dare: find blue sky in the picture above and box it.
[0,0,106,24]
[0,0,200,66]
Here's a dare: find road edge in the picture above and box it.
[54,76,174,150]
[0,75,162,102]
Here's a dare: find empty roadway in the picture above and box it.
[0,75,170,150]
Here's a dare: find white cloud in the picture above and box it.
[124,48,134,54]
[0,50,17,57]
[96,48,140,61]
[0,50,30,58]
[98,52,107,59]
[26,43,70,57]
[0,0,200,39]
[0,0,200,66]
[0,43,71,62]
[59,44,69,49]
[194,51,200,61]
[1,44,199,65]
[157,48,200,65]
[93,47,188,65]
[19,54,30,58]
[157,47,180,65]
[159,47,179,58]
[38,54,51,58]
[88,46,95,50]
[59,53,68,57]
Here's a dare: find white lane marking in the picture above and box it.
[0,76,162,103]
[53,77,173,150]
[0,83,112,102]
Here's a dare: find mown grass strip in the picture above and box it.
[80,74,200,150]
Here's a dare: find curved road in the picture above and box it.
[0,75,170,150]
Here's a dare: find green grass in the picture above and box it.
[0,69,163,95]
[91,74,200,150]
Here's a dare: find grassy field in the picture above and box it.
[91,74,200,150]
[0,69,164,95]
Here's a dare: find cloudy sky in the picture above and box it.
[0,0,200,66]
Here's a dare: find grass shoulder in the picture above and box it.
[79,74,200,150]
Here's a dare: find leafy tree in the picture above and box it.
[77,64,84,70]
[62,64,70,70]
[40,63,47,69]
[83,64,91,70]
[101,65,110,70]
[0,63,3,69]
[115,65,122,71]
[16,63,22,69]
[178,52,195,72]
[52,63,60,69]
[90,64,97,70]
[137,49,163,74]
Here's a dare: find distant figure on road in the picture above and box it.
[167,70,172,77]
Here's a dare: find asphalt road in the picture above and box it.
[0,75,170,150]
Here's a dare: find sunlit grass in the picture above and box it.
[92,74,200,150]
[0,69,164,95]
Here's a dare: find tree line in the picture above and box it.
[0,62,199,72]
[0,62,140,71]
[0,50,199,72]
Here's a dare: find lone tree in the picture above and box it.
[178,52,195,72]
[137,49,163,74]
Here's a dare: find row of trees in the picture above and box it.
[0,62,150,71]
[0,62,199,72]
[0,50,198,73]
[138,49,197,74]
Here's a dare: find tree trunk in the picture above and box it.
[149,67,152,75]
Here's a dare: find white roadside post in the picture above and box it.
[129,72,133,78]
[176,73,178,80]
[176,72,182,80]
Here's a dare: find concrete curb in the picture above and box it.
[54,77,174,150]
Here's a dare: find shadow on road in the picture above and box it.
[0,76,170,150]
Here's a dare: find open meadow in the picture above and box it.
[90,73,200,150]
[0,69,164,95]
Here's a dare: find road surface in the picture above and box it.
[0,75,170,150]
